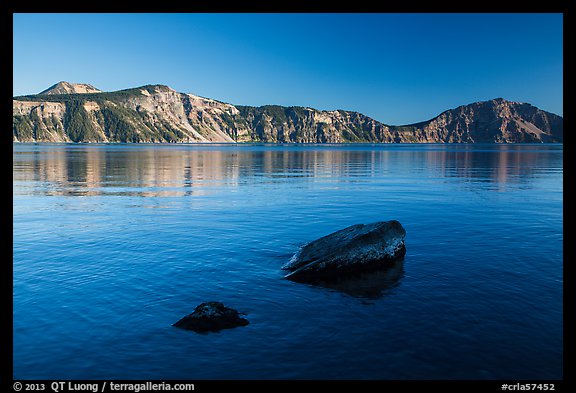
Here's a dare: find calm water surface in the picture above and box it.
[13,144,563,379]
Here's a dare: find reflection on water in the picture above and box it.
[13,144,562,197]
[288,259,405,299]
[13,143,563,380]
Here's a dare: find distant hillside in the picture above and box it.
[39,81,102,95]
[13,82,563,143]
[393,98,563,143]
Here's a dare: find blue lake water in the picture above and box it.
[13,143,563,380]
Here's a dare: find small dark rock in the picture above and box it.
[173,302,249,333]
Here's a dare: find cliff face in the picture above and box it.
[13,83,563,143]
[13,85,238,143]
[235,106,396,143]
[396,98,563,143]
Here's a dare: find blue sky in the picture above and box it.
[13,13,562,125]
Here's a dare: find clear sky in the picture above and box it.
[13,13,563,125]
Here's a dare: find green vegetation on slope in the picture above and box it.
[14,86,192,143]
[63,100,100,142]
[14,85,162,104]
[13,115,34,141]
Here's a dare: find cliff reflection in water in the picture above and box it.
[12,144,562,197]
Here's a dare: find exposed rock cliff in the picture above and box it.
[13,83,562,143]
[395,98,563,143]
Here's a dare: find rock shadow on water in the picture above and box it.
[287,259,405,299]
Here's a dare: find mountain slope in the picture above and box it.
[396,98,563,143]
[13,84,563,143]
[39,81,102,95]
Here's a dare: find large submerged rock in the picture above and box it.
[282,220,406,280]
[173,302,249,333]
